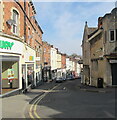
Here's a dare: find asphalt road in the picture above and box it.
[25,79,116,119]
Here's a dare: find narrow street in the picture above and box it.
[23,79,116,119]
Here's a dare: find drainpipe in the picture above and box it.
[24,0,26,42]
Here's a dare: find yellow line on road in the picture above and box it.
[29,84,61,119]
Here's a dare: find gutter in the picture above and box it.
[87,29,103,42]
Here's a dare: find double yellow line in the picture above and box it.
[29,84,61,119]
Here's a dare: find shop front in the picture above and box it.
[0,35,23,95]
[42,66,51,82]
[109,59,117,86]
[21,45,36,89]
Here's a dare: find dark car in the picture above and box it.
[67,75,75,80]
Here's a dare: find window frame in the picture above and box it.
[12,9,19,35]
[109,29,116,42]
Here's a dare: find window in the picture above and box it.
[109,30,117,42]
[116,29,117,41]
[110,30,114,41]
[28,4,30,18]
[28,27,30,45]
[12,10,19,34]
[44,48,46,53]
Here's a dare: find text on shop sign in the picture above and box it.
[0,40,14,50]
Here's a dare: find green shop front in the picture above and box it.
[0,36,23,95]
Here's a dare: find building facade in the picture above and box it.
[50,46,57,80]
[82,21,97,85]
[42,41,51,82]
[82,8,117,87]
[0,0,43,95]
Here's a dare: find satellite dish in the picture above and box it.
[6,19,16,26]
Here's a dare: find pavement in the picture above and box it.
[1,79,116,119]
[2,81,57,118]
[78,81,116,93]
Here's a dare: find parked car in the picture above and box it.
[67,75,75,80]
[55,77,63,83]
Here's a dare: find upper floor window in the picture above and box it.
[44,48,46,53]
[12,10,19,34]
[28,4,30,18]
[109,29,117,42]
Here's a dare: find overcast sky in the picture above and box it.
[34,2,115,55]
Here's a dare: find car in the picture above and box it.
[67,75,75,80]
[55,77,63,83]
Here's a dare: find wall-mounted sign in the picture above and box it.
[110,60,117,63]
[36,57,40,61]
[25,46,35,62]
[0,40,14,50]
[29,56,34,61]
[0,36,23,54]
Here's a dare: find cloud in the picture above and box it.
[34,2,115,55]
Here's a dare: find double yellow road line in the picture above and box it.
[29,84,61,119]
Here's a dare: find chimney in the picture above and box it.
[51,45,53,48]
[98,17,103,29]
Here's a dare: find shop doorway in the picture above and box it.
[27,64,34,86]
[111,63,117,85]
[22,65,26,90]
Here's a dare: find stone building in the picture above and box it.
[82,21,97,85]
[82,8,117,87]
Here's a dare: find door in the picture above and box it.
[0,58,1,94]
[22,65,26,89]
[111,63,117,85]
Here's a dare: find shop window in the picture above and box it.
[1,56,19,94]
[12,10,19,34]
[2,61,19,94]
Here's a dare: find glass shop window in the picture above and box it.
[2,61,19,89]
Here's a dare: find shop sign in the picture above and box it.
[36,57,40,61]
[0,36,23,54]
[25,46,35,62]
[0,40,14,50]
[29,56,34,61]
[110,60,117,63]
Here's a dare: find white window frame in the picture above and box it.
[12,9,19,35]
[109,29,116,42]
[28,27,30,45]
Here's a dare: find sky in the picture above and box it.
[33,1,115,55]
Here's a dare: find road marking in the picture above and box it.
[29,84,61,119]
[103,111,115,118]
[34,84,61,119]
[35,89,64,92]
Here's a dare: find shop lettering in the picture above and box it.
[0,40,14,50]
